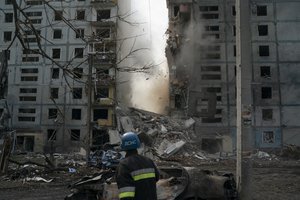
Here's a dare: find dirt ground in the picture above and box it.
[0,159,299,200]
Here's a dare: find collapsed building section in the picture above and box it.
[166,0,300,152]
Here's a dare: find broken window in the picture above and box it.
[53,29,62,39]
[18,117,35,121]
[5,0,12,4]
[47,129,57,141]
[262,109,273,121]
[74,48,84,58]
[234,45,236,57]
[21,76,38,81]
[71,129,80,141]
[233,25,236,36]
[92,129,109,146]
[25,11,42,17]
[73,68,83,79]
[93,109,108,121]
[76,10,85,20]
[259,45,269,57]
[51,68,59,79]
[19,108,36,113]
[96,28,110,38]
[52,48,61,59]
[201,14,219,19]
[22,49,39,62]
[261,87,272,99]
[19,96,36,101]
[4,31,12,42]
[173,5,179,17]
[5,13,13,23]
[72,109,81,120]
[260,66,271,78]
[97,10,111,21]
[232,6,236,16]
[75,28,85,38]
[50,88,59,99]
[262,131,274,144]
[96,87,109,99]
[20,88,37,93]
[21,68,38,73]
[201,74,221,80]
[72,88,82,99]
[48,108,58,119]
[258,25,268,36]
[16,136,34,152]
[205,25,219,31]
[257,5,267,16]
[201,66,220,72]
[54,11,63,21]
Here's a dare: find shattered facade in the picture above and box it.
[0,0,118,153]
[166,0,300,151]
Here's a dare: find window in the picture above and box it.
[259,45,269,57]
[54,11,63,21]
[199,6,218,12]
[76,10,85,20]
[93,109,108,121]
[47,129,56,141]
[201,66,220,72]
[260,66,271,78]
[73,68,83,79]
[201,117,222,123]
[201,74,221,80]
[234,45,236,57]
[48,108,58,119]
[19,96,36,101]
[262,109,273,121]
[72,109,81,120]
[21,68,38,73]
[262,131,275,144]
[25,12,42,17]
[20,77,38,81]
[205,26,219,32]
[50,88,59,99]
[258,25,268,36]
[5,13,13,23]
[96,88,109,99]
[173,6,179,17]
[74,48,84,58]
[97,10,111,21]
[75,29,84,38]
[96,28,110,38]
[72,88,82,99]
[26,0,43,5]
[232,6,236,16]
[71,129,80,141]
[233,25,236,36]
[19,108,35,114]
[51,68,59,79]
[257,5,267,16]
[261,87,272,99]
[18,117,35,122]
[4,31,12,42]
[201,14,219,19]
[53,29,62,39]
[52,48,61,59]
[5,0,12,5]
[20,88,37,93]
[22,49,39,62]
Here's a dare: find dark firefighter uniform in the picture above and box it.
[116,154,160,200]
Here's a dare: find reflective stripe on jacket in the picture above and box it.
[116,154,159,200]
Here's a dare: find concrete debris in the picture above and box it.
[164,140,186,156]
[24,176,53,183]
[255,151,271,159]
[160,124,168,133]
[280,144,300,160]
[119,116,134,132]
[184,118,195,129]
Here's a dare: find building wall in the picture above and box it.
[167,0,300,151]
[0,0,117,152]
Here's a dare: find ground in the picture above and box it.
[0,158,299,200]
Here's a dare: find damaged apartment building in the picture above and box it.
[166,0,300,152]
[0,0,118,153]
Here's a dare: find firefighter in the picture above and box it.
[116,132,159,200]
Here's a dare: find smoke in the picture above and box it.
[117,0,169,114]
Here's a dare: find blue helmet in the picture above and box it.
[121,132,140,151]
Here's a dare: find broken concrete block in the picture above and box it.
[184,118,195,129]
[164,140,186,156]
[160,125,168,133]
[108,130,121,144]
[157,139,172,156]
[120,116,134,132]
[146,128,158,137]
